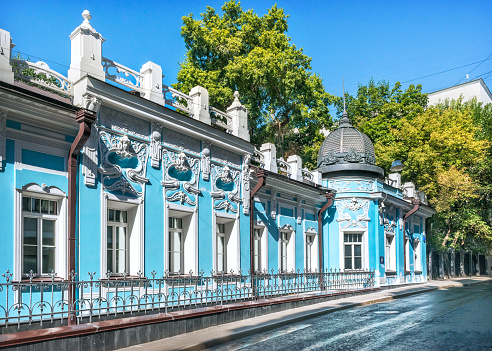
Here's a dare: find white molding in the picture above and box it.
[14,138,68,176]
[7,128,71,151]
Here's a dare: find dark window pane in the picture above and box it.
[33,198,40,213]
[358,234,362,242]
[42,219,55,246]
[345,258,352,270]
[354,245,362,256]
[122,211,127,223]
[115,210,121,222]
[41,200,49,214]
[23,217,38,245]
[42,247,55,274]
[344,234,348,242]
[107,249,113,273]
[354,257,362,269]
[107,226,113,249]
[108,209,114,222]
[344,245,352,257]
[23,245,37,274]
[22,197,31,212]
[49,201,57,215]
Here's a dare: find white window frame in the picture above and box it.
[106,208,129,275]
[414,238,422,272]
[213,212,239,274]
[14,183,67,281]
[385,233,396,272]
[100,193,143,278]
[304,227,318,272]
[164,203,197,276]
[279,224,295,272]
[253,221,268,273]
[343,232,364,271]
[168,217,184,274]
[216,223,227,273]
[404,236,410,272]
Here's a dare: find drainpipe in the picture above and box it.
[318,191,334,288]
[402,199,420,274]
[250,168,267,299]
[68,108,96,326]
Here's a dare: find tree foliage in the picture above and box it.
[175,0,334,164]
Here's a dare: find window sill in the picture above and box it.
[18,276,65,283]
[404,270,411,275]
[414,270,422,274]
[105,275,147,280]
[385,270,397,276]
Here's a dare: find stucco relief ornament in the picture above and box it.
[150,123,162,169]
[320,151,338,166]
[344,149,363,163]
[211,164,241,213]
[242,154,252,215]
[98,131,149,197]
[336,198,370,229]
[201,143,211,181]
[329,180,351,192]
[365,153,376,165]
[161,150,201,206]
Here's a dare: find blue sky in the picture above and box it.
[2,0,491,113]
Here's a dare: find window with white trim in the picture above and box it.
[169,217,184,274]
[344,233,362,270]
[305,234,314,271]
[414,239,421,272]
[22,196,58,275]
[217,223,227,273]
[253,228,262,272]
[280,231,289,272]
[404,237,410,272]
[385,233,396,272]
[107,209,129,274]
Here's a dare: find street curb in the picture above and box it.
[179,282,491,351]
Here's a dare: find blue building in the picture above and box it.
[0,11,434,328]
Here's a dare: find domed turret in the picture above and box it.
[317,110,384,178]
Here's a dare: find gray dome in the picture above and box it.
[317,112,383,178]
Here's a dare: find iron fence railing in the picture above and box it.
[0,268,374,329]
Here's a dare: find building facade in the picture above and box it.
[0,12,435,323]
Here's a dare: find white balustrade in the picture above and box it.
[277,158,292,176]
[163,84,194,115]
[11,59,73,96]
[210,106,233,133]
[302,168,315,182]
[102,57,144,93]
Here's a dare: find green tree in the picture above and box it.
[175,0,334,164]
[376,101,492,252]
[334,79,428,148]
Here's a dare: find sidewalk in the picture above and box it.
[120,276,492,351]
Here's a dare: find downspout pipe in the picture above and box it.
[250,168,267,299]
[402,199,420,274]
[318,191,334,288]
[68,108,96,326]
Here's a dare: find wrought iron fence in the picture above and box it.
[0,268,374,329]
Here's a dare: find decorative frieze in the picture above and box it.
[162,128,200,155]
[211,145,241,169]
[99,106,149,140]
[242,154,251,215]
[336,197,370,229]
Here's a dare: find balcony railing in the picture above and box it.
[0,268,374,329]
[11,59,73,96]
[210,107,233,134]
[102,57,144,93]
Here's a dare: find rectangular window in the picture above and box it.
[306,234,314,271]
[414,239,421,272]
[22,196,58,275]
[385,234,395,271]
[169,217,183,274]
[405,237,410,272]
[253,228,262,272]
[107,209,128,274]
[280,232,289,272]
[217,223,226,273]
[344,233,362,270]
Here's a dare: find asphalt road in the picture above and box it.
[211,283,492,351]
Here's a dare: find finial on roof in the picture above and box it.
[233,90,240,101]
[339,78,351,127]
[82,10,91,23]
